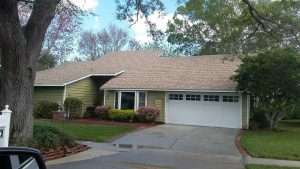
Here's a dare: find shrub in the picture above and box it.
[95,105,112,119]
[249,108,269,130]
[33,101,59,119]
[64,97,83,119]
[137,106,160,122]
[285,102,300,120]
[108,109,136,122]
[33,124,75,151]
[84,106,96,118]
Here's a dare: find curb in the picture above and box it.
[245,156,300,167]
[235,129,249,157]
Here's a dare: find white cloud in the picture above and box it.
[131,11,174,43]
[70,0,98,11]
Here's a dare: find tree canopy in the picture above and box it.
[78,24,129,60]
[167,0,300,55]
[231,48,300,130]
[0,0,165,144]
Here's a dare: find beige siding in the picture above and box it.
[147,91,165,122]
[33,87,64,105]
[242,94,248,129]
[66,77,102,113]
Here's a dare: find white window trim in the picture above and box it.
[118,91,122,109]
[113,91,147,110]
[113,91,120,109]
[103,90,106,105]
[136,91,147,109]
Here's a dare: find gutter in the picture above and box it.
[99,88,239,93]
[34,70,125,87]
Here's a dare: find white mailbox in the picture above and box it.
[0,105,12,147]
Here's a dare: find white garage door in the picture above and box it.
[166,93,242,128]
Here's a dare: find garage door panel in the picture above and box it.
[166,93,242,129]
[220,104,241,128]
[168,102,187,124]
[202,104,222,127]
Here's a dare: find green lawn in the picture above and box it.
[35,120,137,142]
[241,120,300,161]
[246,164,300,169]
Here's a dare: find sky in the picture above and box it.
[76,0,178,43]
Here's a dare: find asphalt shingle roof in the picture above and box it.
[35,50,239,91]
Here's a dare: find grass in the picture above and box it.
[246,164,300,169]
[241,120,300,161]
[35,120,137,142]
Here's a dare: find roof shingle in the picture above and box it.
[35,50,239,91]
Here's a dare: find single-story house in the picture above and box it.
[34,50,250,129]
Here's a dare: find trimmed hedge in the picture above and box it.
[95,105,112,119]
[33,124,75,151]
[108,109,136,122]
[34,101,59,119]
[137,106,160,122]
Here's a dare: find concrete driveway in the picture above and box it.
[48,124,244,169]
[112,124,241,156]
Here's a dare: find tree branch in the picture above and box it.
[23,0,60,58]
[242,0,300,47]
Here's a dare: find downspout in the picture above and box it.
[103,90,106,105]
[62,85,67,108]
[247,95,250,129]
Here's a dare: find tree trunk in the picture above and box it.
[0,0,61,144]
[267,119,275,130]
[265,111,285,131]
[1,46,36,143]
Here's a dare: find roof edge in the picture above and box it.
[34,70,125,87]
[100,88,238,93]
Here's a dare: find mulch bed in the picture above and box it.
[52,118,162,128]
[42,143,89,161]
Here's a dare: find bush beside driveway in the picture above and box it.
[241,120,300,161]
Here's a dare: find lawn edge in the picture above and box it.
[235,129,250,157]
[239,128,300,162]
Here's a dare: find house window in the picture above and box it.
[169,94,183,100]
[121,92,135,109]
[114,91,146,110]
[138,92,146,108]
[223,96,239,102]
[204,95,219,102]
[114,92,119,109]
[186,94,201,101]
